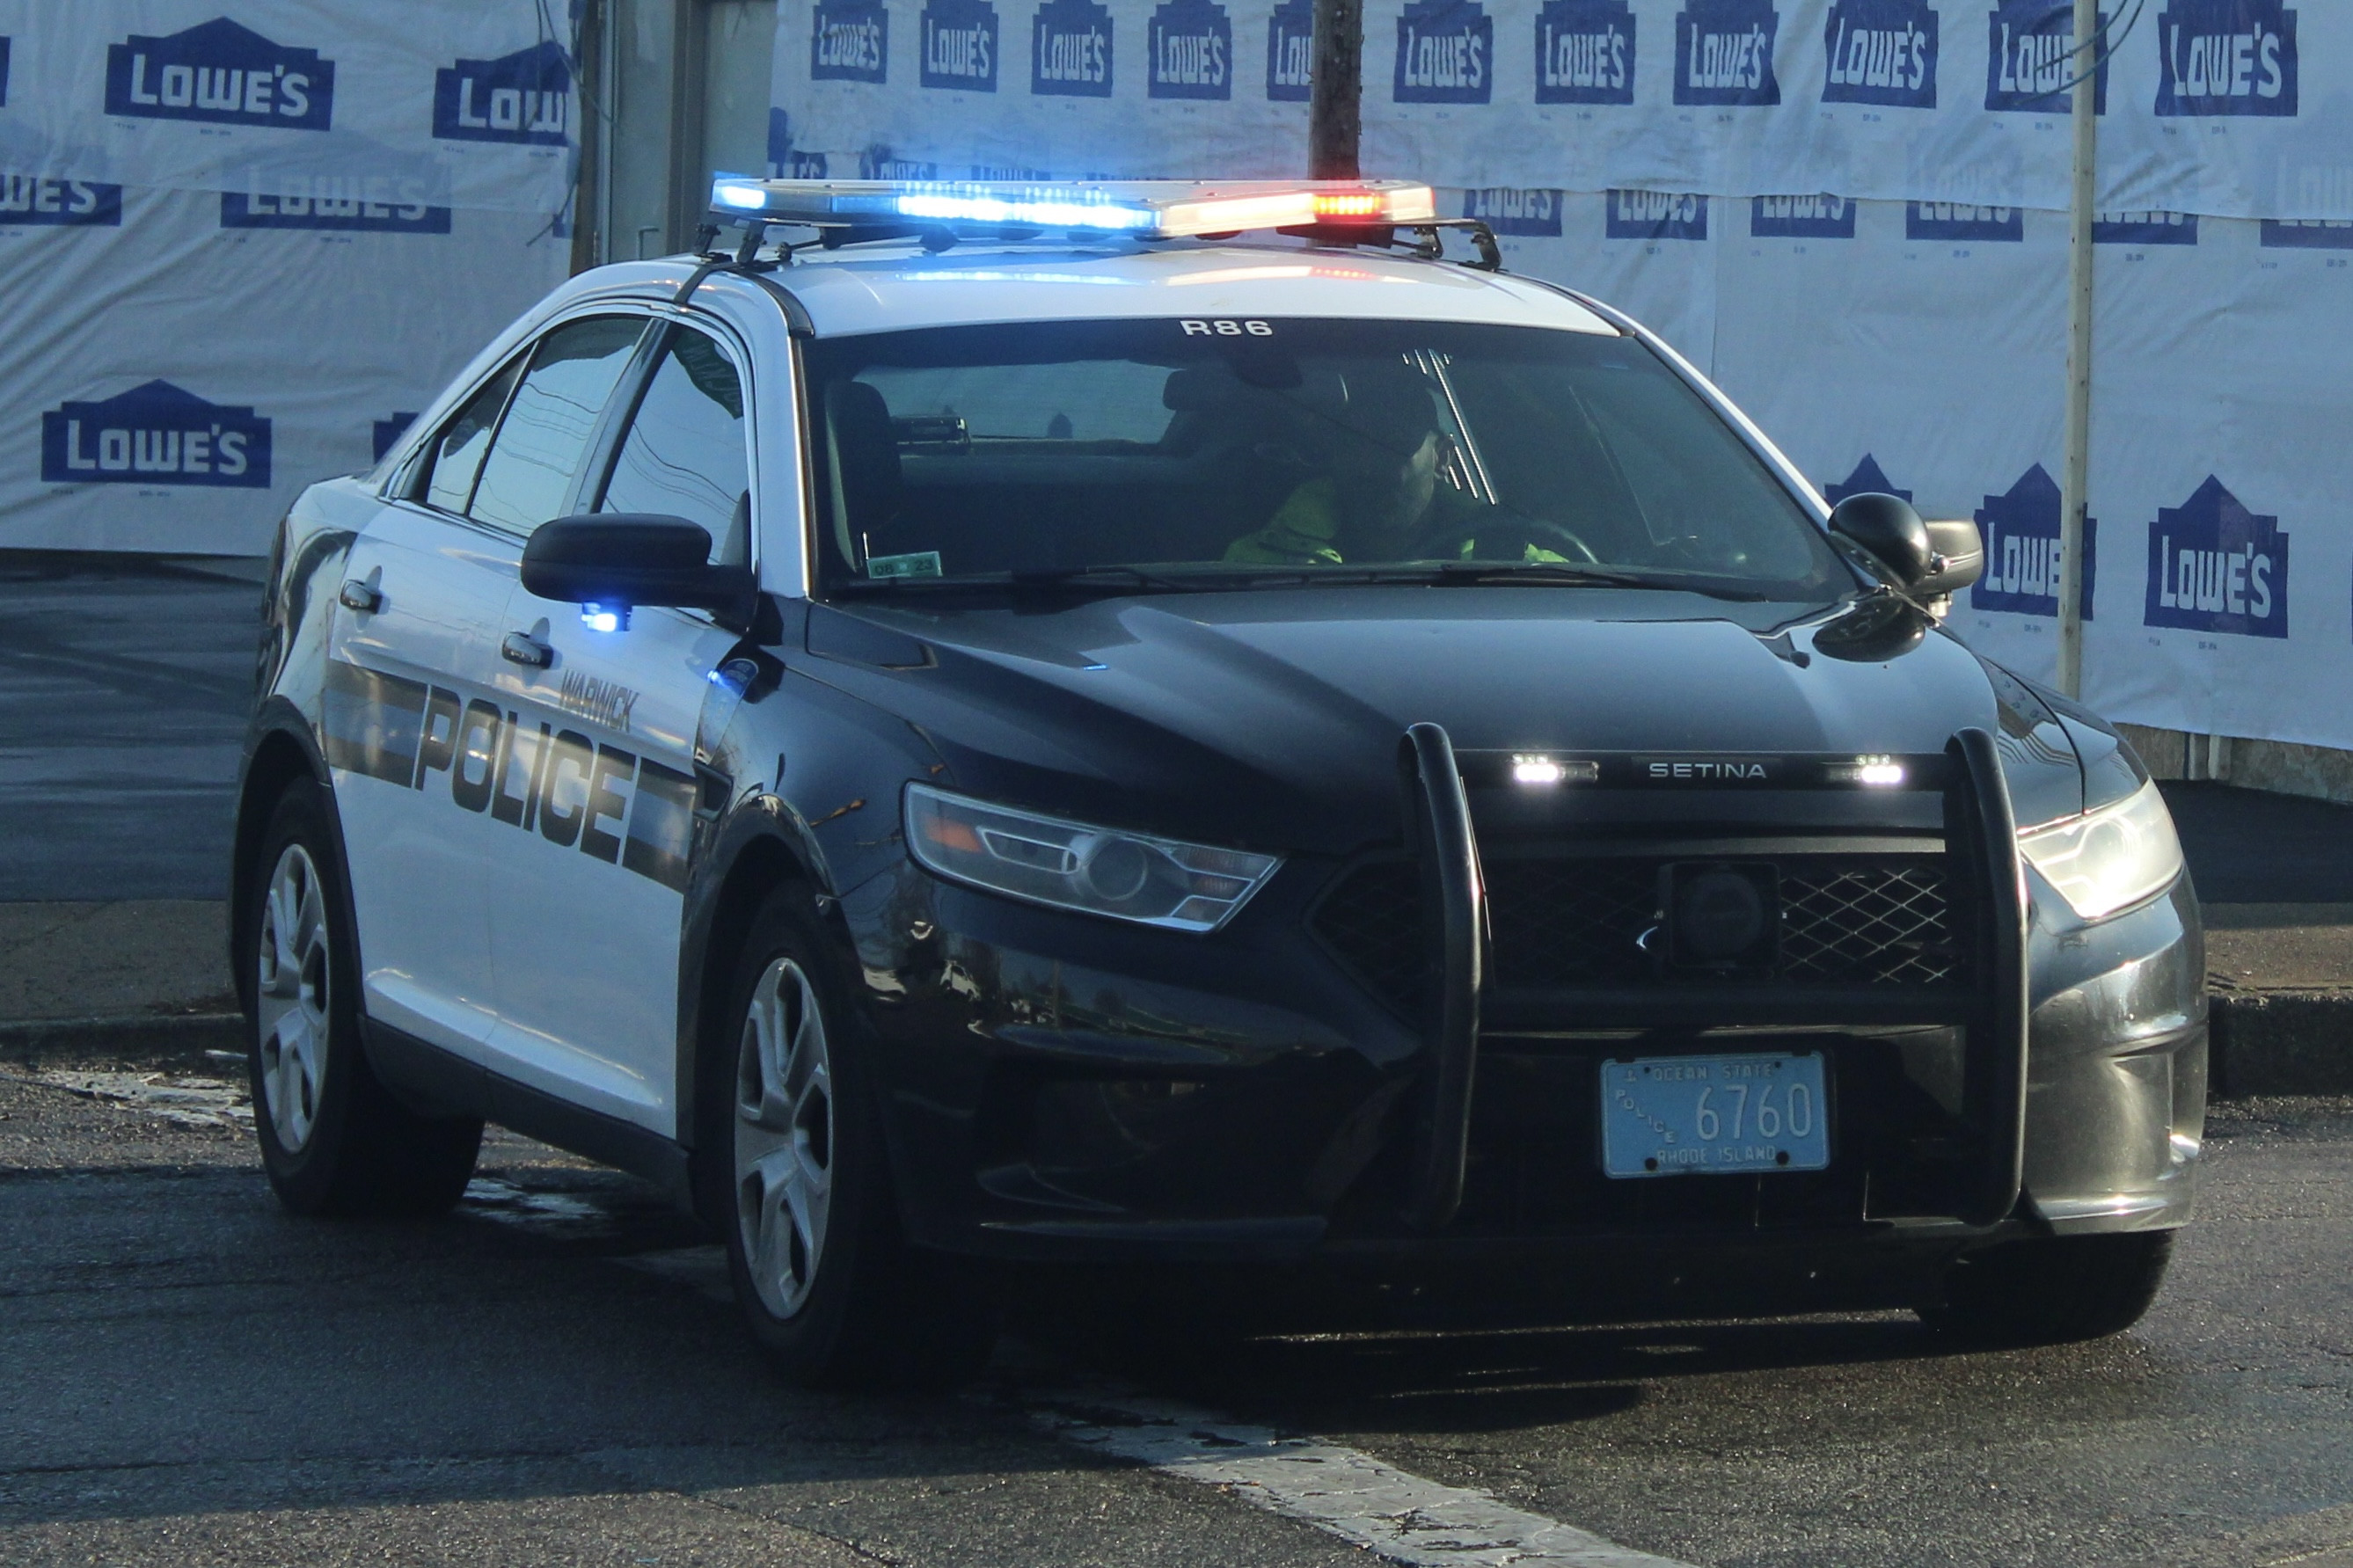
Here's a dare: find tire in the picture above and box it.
[714,884,997,1389]
[1921,1230,2176,1346]
[243,778,483,1217]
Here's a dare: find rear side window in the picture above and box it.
[420,358,522,514]
[468,316,647,535]
[596,328,749,562]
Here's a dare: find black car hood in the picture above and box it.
[801,587,2084,857]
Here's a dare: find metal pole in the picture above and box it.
[2057,0,2099,699]
[1308,0,1363,179]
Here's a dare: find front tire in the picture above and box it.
[1922,1230,2176,1346]
[717,886,996,1388]
[244,779,482,1216]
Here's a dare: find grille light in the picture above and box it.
[706,177,1438,241]
[1511,755,1599,785]
[1828,755,1905,786]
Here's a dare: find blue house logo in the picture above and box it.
[1395,0,1492,104]
[1823,455,1910,504]
[373,412,420,463]
[42,381,271,488]
[1907,201,2022,241]
[1267,0,1313,99]
[1752,193,1856,237]
[2156,0,2295,117]
[1033,0,1113,96]
[0,175,125,228]
[1607,189,1707,239]
[922,0,998,90]
[1986,0,2107,113]
[1971,464,2095,619]
[1675,0,1779,106]
[2262,218,2353,249]
[2095,210,2198,244]
[221,174,451,233]
[1535,0,1634,106]
[2145,477,2285,638]
[1823,0,1936,108]
[1464,187,1563,236]
[812,0,889,84]
[105,18,333,131]
[434,42,571,143]
[1150,0,1231,98]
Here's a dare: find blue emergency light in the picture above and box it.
[705,177,1439,241]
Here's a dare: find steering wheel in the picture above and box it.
[1409,507,1603,565]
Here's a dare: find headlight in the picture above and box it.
[904,784,1282,932]
[2017,777,2184,922]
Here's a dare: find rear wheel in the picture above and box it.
[1922,1230,2175,1346]
[718,886,997,1388]
[245,780,482,1216]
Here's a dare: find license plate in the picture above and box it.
[1600,1052,1831,1178]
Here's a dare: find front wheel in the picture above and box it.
[244,779,482,1216]
[1921,1230,2176,1346]
[717,886,997,1389]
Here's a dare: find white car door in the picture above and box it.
[485,318,753,1134]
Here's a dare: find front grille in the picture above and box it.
[1310,854,1965,1011]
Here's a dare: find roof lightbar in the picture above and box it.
[706,177,1439,241]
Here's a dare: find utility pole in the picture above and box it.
[1308,0,1363,179]
[2057,0,2099,699]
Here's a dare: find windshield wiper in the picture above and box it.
[1424,561,1771,601]
[831,564,1235,598]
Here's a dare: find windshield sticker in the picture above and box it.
[869,551,946,580]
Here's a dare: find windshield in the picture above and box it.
[802,317,1851,599]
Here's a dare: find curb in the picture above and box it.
[1,998,2348,1097]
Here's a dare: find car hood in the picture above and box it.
[800,587,2085,857]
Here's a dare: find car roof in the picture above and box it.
[560,240,1619,339]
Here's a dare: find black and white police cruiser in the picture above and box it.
[236,177,2203,1385]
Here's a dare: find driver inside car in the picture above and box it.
[1222,360,1572,566]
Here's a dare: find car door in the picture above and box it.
[485,318,753,1134]
[332,311,650,1063]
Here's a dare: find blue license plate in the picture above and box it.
[1600,1052,1831,1178]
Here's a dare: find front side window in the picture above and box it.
[802,318,1850,602]
[468,316,647,535]
[419,358,522,514]
[596,328,749,563]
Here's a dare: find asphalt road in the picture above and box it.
[4,1066,2350,1568]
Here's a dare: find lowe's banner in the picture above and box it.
[770,0,2353,221]
[0,3,574,554]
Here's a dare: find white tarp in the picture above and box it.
[0,2,576,557]
[767,0,2353,748]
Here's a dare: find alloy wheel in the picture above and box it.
[255,842,331,1152]
[734,957,836,1318]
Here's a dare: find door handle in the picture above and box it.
[501,631,552,668]
[339,578,383,614]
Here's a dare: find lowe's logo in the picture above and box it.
[373,412,419,463]
[1907,201,2021,241]
[1395,0,1492,104]
[1971,463,2095,619]
[922,0,998,89]
[1150,0,1231,98]
[105,18,332,130]
[812,0,888,83]
[221,172,451,233]
[2261,217,2353,249]
[1465,186,1563,237]
[41,381,270,488]
[1267,0,1313,99]
[434,42,571,143]
[1823,0,1936,108]
[2145,476,2285,638]
[2095,209,2198,244]
[2156,0,2295,117]
[1033,0,1113,96]
[1675,0,1779,106]
[1823,455,1909,504]
[1986,0,2108,113]
[1536,0,1635,105]
[860,148,939,179]
[1752,193,1855,237]
[0,174,125,228]
[1608,189,1707,240]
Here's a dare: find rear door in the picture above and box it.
[486,318,756,1134]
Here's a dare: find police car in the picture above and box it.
[235,178,2203,1386]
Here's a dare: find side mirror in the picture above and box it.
[1827,492,1934,587]
[1918,518,1985,597]
[520,514,753,616]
